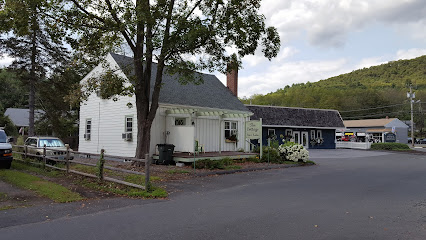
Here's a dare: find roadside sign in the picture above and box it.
[246,120,261,139]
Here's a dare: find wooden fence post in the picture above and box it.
[65,144,70,174]
[24,145,27,159]
[98,149,105,181]
[43,144,46,169]
[144,153,151,191]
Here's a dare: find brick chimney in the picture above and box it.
[226,63,238,97]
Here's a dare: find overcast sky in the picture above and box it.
[221,0,426,98]
[1,0,425,99]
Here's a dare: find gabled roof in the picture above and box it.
[246,105,345,128]
[109,53,250,113]
[4,108,45,127]
[344,118,404,128]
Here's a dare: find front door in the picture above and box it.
[302,131,309,149]
[293,131,300,144]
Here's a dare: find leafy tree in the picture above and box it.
[60,0,280,158]
[0,0,69,136]
[0,68,27,110]
[36,58,93,139]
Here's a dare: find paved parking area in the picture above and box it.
[308,148,393,159]
[2,149,426,239]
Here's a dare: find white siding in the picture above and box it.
[79,53,251,157]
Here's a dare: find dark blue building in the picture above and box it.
[246,105,345,149]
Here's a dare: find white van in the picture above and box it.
[0,130,13,169]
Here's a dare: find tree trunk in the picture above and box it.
[28,21,38,137]
[28,78,35,136]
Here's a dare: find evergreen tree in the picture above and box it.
[0,0,69,136]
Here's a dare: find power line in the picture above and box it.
[342,110,421,120]
[340,103,408,113]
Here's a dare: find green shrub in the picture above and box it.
[371,142,410,150]
[246,156,262,163]
[194,158,235,170]
[261,146,282,163]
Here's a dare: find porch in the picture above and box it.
[153,151,258,163]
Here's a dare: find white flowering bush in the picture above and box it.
[278,142,310,162]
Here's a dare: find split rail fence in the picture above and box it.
[12,144,151,190]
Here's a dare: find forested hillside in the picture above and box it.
[242,55,426,123]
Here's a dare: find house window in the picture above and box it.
[175,118,186,126]
[311,130,316,139]
[125,116,133,132]
[85,119,91,140]
[268,129,276,138]
[285,129,292,138]
[225,121,238,141]
[317,130,322,139]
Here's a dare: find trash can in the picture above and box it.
[157,144,175,165]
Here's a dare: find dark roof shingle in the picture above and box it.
[246,105,345,128]
[110,53,249,112]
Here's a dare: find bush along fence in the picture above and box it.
[12,145,151,191]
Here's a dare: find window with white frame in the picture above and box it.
[85,119,91,140]
[268,129,275,138]
[225,121,238,141]
[125,116,133,132]
[317,130,322,139]
[285,129,292,137]
[175,118,186,126]
[311,130,316,139]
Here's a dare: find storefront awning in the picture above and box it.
[366,128,391,133]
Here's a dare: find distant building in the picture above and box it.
[342,118,408,143]
[246,105,345,149]
[4,108,44,135]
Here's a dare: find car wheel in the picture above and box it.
[1,161,12,169]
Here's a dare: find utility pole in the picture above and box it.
[408,85,415,147]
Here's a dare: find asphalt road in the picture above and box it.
[2,149,426,239]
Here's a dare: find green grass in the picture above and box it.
[0,192,7,201]
[305,160,316,165]
[72,164,118,176]
[224,165,242,170]
[0,169,84,203]
[77,178,168,198]
[0,205,16,211]
[124,174,161,185]
[166,169,190,174]
[11,161,62,177]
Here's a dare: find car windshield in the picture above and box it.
[0,131,6,143]
[38,139,65,147]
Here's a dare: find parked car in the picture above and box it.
[24,136,74,161]
[419,138,426,144]
[0,129,13,169]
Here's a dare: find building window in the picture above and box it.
[125,116,133,132]
[285,129,292,137]
[175,118,186,126]
[317,130,322,139]
[225,121,238,141]
[85,119,91,140]
[268,129,275,138]
[311,130,316,139]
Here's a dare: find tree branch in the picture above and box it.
[104,0,136,51]
[70,0,107,24]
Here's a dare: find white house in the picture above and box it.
[79,53,252,157]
